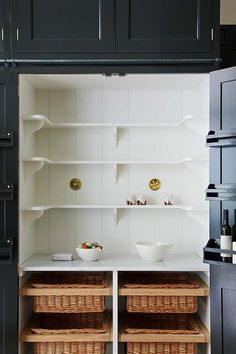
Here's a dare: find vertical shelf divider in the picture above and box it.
[112,271,118,354]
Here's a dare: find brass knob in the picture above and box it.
[70,178,82,191]
[149,178,161,191]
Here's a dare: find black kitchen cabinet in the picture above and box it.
[211,265,236,354]
[14,0,114,58]
[0,72,18,354]
[116,0,218,57]
[220,26,236,68]
[12,0,220,61]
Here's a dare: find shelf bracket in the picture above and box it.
[113,208,118,226]
[113,164,118,184]
[23,210,45,227]
[113,127,118,148]
[24,160,45,181]
[24,119,45,141]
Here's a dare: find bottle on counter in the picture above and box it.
[232,209,236,264]
[220,209,232,263]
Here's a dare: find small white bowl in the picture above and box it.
[136,241,172,262]
[76,247,102,262]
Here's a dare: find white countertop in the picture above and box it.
[19,253,209,273]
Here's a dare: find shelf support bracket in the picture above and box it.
[23,210,45,228]
[24,161,45,182]
[24,120,44,141]
[113,208,118,226]
[113,127,118,148]
[113,164,118,184]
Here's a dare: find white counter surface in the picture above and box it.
[19,253,209,273]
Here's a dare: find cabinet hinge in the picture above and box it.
[1,28,4,41]
[211,28,214,41]
[16,28,19,40]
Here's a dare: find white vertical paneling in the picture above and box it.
[49,90,76,123]
[76,90,101,122]
[154,90,181,123]
[48,209,76,253]
[102,90,129,122]
[129,90,155,123]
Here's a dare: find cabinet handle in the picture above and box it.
[0,239,13,264]
[206,183,236,201]
[0,132,14,147]
[206,130,236,147]
[0,184,15,200]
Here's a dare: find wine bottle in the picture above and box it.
[232,209,236,242]
[220,209,232,263]
[232,210,236,264]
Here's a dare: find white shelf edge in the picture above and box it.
[22,114,208,130]
[22,157,206,165]
[21,205,208,211]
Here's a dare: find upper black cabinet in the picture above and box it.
[116,0,215,55]
[12,0,219,61]
[15,0,114,57]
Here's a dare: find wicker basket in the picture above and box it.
[31,313,108,354]
[127,342,197,354]
[31,272,107,313]
[34,342,105,354]
[124,273,199,313]
[125,313,198,354]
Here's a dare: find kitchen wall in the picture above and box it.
[221,0,236,24]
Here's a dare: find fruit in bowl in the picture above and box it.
[136,241,172,262]
[76,242,103,262]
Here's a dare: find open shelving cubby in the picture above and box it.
[19,74,210,354]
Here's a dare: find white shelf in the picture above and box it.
[21,204,208,226]
[22,157,207,182]
[22,114,208,143]
[19,253,209,273]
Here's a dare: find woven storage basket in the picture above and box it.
[125,313,198,354]
[124,273,199,313]
[32,313,108,354]
[34,342,105,354]
[31,272,107,313]
[127,342,197,354]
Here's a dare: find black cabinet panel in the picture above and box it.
[116,0,214,54]
[0,73,18,354]
[17,0,114,55]
[220,26,236,69]
[211,265,236,354]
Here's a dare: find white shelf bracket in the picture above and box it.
[23,210,45,227]
[24,119,44,141]
[24,160,45,181]
[113,164,118,184]
[113,127,118,147]
[113,208,118,226]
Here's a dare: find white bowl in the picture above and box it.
[136,241,172,262]
[76,247,102,262]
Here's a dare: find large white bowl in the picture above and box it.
[76,247,102,262]
[136,241,172,262]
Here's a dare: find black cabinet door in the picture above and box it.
[211,265,236,354]
[220,26,236,68]
[116,0,214,55]
[0,72,18,354]
[16,0,114,57]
